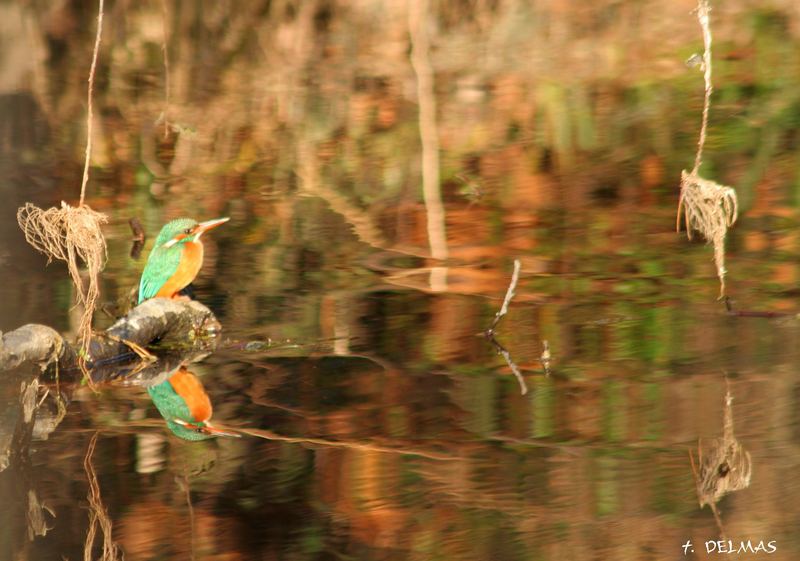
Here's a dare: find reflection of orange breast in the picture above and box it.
[169,368,212,423]
[156,242,204,298]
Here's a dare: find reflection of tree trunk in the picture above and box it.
[297,141,436,263]
[409,0,448,289]
[297,141,390,250]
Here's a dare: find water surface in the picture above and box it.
[2,2,800,560]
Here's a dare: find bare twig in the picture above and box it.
[487,259,521,336]
[484,259,527,394]
[487,336,527,395]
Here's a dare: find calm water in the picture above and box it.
[2,1,800,560]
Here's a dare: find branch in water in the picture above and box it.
[484,259,528,395]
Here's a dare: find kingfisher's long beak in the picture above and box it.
[193,217,230,241]
[202,421,241,438]
[173,418,242,438]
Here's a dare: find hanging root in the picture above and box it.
[15,0,107,359]
[676,0,739,298]
[677,171,737,297]
[83,433,121,561]
[17,202,108,353]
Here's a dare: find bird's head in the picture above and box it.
[155,217,230,249]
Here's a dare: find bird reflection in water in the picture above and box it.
[148,366,240,441]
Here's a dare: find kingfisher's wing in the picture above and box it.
[167,368,212,422]
[148,379,192,422]
[138,246,181,303]
[149,382,214,440]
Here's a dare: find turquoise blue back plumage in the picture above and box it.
[148,379,214,441]
[137,218,197,303]
[147,379,193,421]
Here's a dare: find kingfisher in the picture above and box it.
[148,366,240,440]
[138,217,229,304]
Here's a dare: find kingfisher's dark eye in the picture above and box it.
[184,228,192,234]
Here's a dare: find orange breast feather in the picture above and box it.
[169,368,212,423]
[156,242,204,298]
